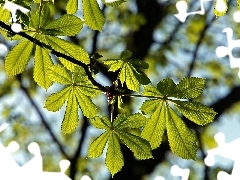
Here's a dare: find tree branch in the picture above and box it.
[16,75,70,159]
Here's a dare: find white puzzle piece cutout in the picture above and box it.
[174,0,213,22]
[171,165,190,180]
[0,124,72,180]
[215,28,240,78]
[204,132,240,180]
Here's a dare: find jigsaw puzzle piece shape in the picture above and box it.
[215,28,240,77]
[171,165,190,180]
[174,0,212,22]
[205,132,240,180]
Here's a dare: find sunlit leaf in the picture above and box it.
[34,46,53,89]
[45,14,83,36]
[88,131,110,157]
[166,105,197,159]
[44,87,71,111]
[5,40,34,76]
[106,132,124,177]
[173,100,217,125]
[115,130,152,160]
[47,64,72,84]
[66,0,78,14]
[141,101,166,149]
[82,0,105,31]
[61,88,79,134]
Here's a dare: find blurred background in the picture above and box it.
[1,0,240,179]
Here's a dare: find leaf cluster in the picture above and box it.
[0,0,217,177]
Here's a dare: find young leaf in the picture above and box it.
[45,36,90,64]
[44,87,71,111]
[82,0,105,31]
[113,113,147,129]
[166,105,197,159]
[30,5,50,29]
[61,88,79,134]
[59,57,76,72]
[66,0,78,14]
[47,64,72,84]
[115,130,153,160]
[0,6,11,23]
[173,100,217,125]
[5,40,34,76]
[34,46,53,89]
[88,115,152,176]
[88,131,110,157]
[140,99,160,114]
[157,77,176,96]
[104,51,150,92]
[120,50,132,60]
[105,132,124,177]
[141,101,166,149]
[75,87,98,118]
[142,85,163,97]
[90,116,111,130]
[45,14,83,36]
[171,77,205,99]
[103,59,124,72]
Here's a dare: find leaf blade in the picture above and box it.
[45,14,83,36]
[166,105,197,159]
[47,64,72,84]
[141,101,166,149]
[115,130,152,160]
[5,40,34,76]
[88,131,109,158]
[34,46,53,89]
[106,132,124,177]
[61,88,79,134]
[44,87,71,111]
[173,100,217,125]
[82,0,105,31]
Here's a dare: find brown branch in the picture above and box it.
[16,75,70,159]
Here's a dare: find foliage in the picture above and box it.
[0,0,218,177]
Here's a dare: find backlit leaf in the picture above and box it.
[5,40,34,76]
[66,0,78,14]
[173,100,217,125]
[106,132,124,177]
[44,87,71,111]
[47,64,72,84]
[172,77,205,99]
[141,101,166,149]
[75,87,98,118]
[45,14,83,36]
[34,46,53,89]
[115,130,152,160]
[88,131,110,158]
[90,116,111,130]
[82,0,105,31]
[61,88,79,134]
[45,36,90,64]
[166,105,197,159]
